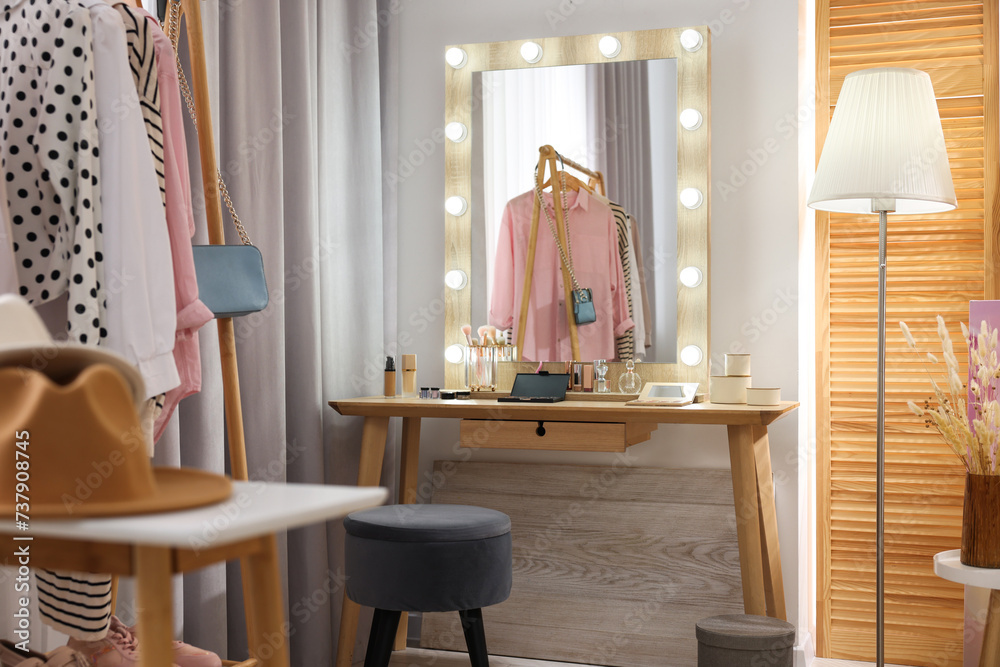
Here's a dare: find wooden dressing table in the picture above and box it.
[328,396,797,667]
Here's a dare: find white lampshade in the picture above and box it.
[809,67,956,215]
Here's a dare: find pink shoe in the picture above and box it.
[66,617,179,667]
[169,641,221,667]
[120,619,221,667]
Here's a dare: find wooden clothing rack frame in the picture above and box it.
[515,144,605,362]
[166,2,259,664]
[106,3,261,666]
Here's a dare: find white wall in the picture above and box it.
[389,0,808,651]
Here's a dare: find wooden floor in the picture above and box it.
[384,648,913,667]
[387,649,585,665]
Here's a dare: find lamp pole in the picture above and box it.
[874,200,893,667]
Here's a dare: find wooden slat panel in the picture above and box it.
[419,462,742,667]
[818,0,996,664]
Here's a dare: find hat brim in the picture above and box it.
[0,344,146,407]
[0,467,233,518]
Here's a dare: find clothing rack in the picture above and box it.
[515,145,605,362]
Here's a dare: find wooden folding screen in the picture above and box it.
[816,1,999,664]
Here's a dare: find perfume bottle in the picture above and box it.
[618,359,642,394]
[593,359,609,393]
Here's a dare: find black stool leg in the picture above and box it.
[459,608,489,667]
[364,609,401,667]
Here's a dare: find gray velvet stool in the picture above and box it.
[696,614,796,667]
[344,504,513,667]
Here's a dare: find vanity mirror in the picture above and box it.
[443,28,710,390]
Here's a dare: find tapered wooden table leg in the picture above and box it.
[752,425,787,620]
[336,416,390,667]
[981,589,1000,667]
[728,425,767,617]
[243,535,289,667]
[395,417,422,651]
[135,546,174,667]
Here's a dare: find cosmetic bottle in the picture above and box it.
[583,364,594,392]
[572,362,583,392]
[401,354,418,398]
[384,356,396,397]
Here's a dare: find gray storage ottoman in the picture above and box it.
[696,614,795,667]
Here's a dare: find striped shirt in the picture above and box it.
[611,202,635,361]
[117,3,166,207]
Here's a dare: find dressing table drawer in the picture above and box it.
[458,419,657,452]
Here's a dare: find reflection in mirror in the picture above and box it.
[469,59,678,363]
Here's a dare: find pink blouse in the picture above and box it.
[142,10,214,441]
[490,188,633,362]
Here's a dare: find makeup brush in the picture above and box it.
[461,324,473,346]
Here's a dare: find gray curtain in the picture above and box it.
[589,61,680,361]
[152,1,396,664]
[588,61,653,234]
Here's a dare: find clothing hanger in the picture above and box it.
[541,169,590,194]
[540,152,592,194]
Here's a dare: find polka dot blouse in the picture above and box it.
[1,0,105,344]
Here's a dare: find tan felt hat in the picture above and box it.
[0,295,231,517]
[0,294,145,407]
[0,363,232,516]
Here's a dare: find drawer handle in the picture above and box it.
[535,421,546,437]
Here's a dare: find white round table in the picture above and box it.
[934,550,1000,667]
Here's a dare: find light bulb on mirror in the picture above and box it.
[445,344,466,364]
[680,187,704,210]
[679,266,703,288]
[680,345,703,367]
[445,196,468,216]
[679,108,703,131]
[680,29,703,52]
[520,41,543,63]
[445,47,468,69]
[445,122,468,143]
[444,269,468,290]
[598,36,621,58]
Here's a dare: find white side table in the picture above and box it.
[1,482,388,667]
[934,550,1000,667]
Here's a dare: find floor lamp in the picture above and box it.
[808,67,957,666]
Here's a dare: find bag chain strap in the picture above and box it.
[533,165,583,293]
[164,2,252,246]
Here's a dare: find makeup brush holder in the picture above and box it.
[467,345,497,392]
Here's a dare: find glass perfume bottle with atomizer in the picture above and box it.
[618,359,642,394]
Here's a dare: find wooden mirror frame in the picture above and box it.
[442,27,711,390]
